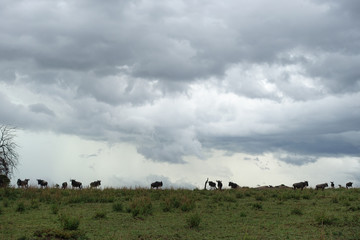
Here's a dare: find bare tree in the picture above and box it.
[0,125,19,177]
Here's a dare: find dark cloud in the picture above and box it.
[1,0,360,166]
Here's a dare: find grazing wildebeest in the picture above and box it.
[70,179,82,189]
[55,184,60,188]
[330,182,334,188]
[228,181,239,189]
[338,184,343,188]
[292,181,308,190]
[62,182,68,189]
[346,182,353,189]
[216,180,223,190]
[37,179,48,188]
[17,179,30,188]
[315,183,328,190]
[90,180,101,188]
[151,181,163,189]
[208,181,217,189]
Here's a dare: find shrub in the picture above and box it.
[51,204,59,214]
[112,202,123,212]
[130,196,153,217]
[315,212,338,225]
[93,211,107,219]
[251,203,263,210]
[59,215,80,231]
[33,228,88,240]
[291,208,303,216]
[187,213,201,228]
[16,202,26,213]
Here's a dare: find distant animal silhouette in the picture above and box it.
[292,181,308,190]
[151,181,163,189]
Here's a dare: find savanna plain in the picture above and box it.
[0,187,360,240]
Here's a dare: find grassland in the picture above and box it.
[1,187,360,240]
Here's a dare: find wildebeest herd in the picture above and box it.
[15,178,354,190]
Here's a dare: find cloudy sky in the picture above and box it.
[1,0,360,189]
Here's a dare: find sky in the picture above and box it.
[1,0,360,189]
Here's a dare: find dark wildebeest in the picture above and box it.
[37,179,48,188]
[330,182,334,188]
[151,181,163,189]
[315,183,328,190]
[70,179,82,189]
[338,184,343,188]
[55,184,60,188]
[346,182,353,189]
[228,181,239,189]
[90,180,101,188]
[17,179,30,188]
[293,181,308,190]
[216,180,223,190]
[62,182,68,189]
[208,181,217,189]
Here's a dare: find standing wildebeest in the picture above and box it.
[292,181,308,190]
[204,178,209,190]
[216,180,223,190]
[151,181,163,189]
[62,182,68,189]
[208,180,217,189]
[228,181,239,189]
[70,179,82,189]
[316,183,328,190]
[17,179,30,188]
[37,179,48,188]
[346,182,353,189]
[330,182,334,188]
[90,180,101,188]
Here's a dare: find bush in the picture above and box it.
[130,196,153,217]
[16,202,26,213]
[59,215,80,231]
[251,203,263,210]
[93,211,107,219]
[187,213,201,228]
[315,212,338,225]
[51,204,59,214]
[291,208,303,216]
[112,202,123,212]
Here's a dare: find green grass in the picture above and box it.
[0,187,360,239]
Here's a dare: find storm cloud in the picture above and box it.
[1,0,360,172]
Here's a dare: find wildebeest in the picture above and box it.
[346,182,353,189]
[90,180,101,188]
[274,184,292,189]
[17,179,30,188]
[37,179,48,188]
[151,181,163,189]
[330,181,334,188]
[216,180,223,190]
[208,180,217,189]
[315,183,328,190]
[292,181,308,190]
[70,179,82,189]
[228,181,239,189]
[55,184,60,188]
[62,182,68,189]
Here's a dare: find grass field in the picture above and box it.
[1,187,360,239]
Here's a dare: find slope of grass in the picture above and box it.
[0,187,360,239]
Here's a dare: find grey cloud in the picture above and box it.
[1,0,360,167]
[29,103,55,117]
